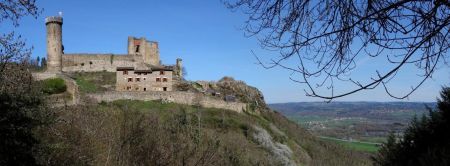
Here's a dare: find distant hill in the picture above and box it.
[269,102,436,150]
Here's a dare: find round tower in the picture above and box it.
[45,16,63,72]
[176,58,183,78]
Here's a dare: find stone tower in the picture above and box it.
[127,36,160,66]
[45,16,63,72]
[176,58,183,78]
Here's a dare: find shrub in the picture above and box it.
[41,78,67,94]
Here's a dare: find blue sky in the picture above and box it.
[8,0,449,103]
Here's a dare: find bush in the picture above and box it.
[41,78,67,94]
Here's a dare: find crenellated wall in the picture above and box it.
[87,91,248,112]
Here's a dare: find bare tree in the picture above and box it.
[0,0,40,74]
[0,1,42,165]
[226,0,450,100]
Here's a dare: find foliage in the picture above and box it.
[373,87,450,166]
[33,99,371,165]
[41,78,67,94]
[0,1,44,165]
[35,100,269,165]
[0,64,49,165]
[226,0,450,100]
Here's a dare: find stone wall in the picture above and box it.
[58,74,80,104]
[87,91,247,113]
[32,72,58,80]
[32,72,79,105]
[62,54,137,72]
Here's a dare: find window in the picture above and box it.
[123,70,128,75]
[136,78,141,82]
[160,70,164,75]
[143,88,147,91]
[128,78,133,82]
[163,87,167,91]
[89,61,93,65]
[163,78,168,82]
[81,63,85,66]
[126,86,131,90]
[156,77,161,82]
[135,45,140,53]
[143,78,146,81]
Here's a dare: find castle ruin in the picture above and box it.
[37,15,248,112]
[45,15,182,91]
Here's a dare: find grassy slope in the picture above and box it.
[36,100,371,166]
[71,72,116,93]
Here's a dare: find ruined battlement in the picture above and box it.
[45,16,63,25]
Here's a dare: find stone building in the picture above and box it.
[44,15,182,78]
[116,65,174,92]
[44,15,183,91]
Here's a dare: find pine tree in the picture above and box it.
[373,87,450,166]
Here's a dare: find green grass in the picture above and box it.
[41,78,67,94]
[320,136,380,153]
[72,72,115,93]
[76,78,97,93]
[288,115,330,124]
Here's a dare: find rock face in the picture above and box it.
[195,76,267,111]
[217,77,267,110]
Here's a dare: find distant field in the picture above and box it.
[270,102,435,152]
[320,137,380,153]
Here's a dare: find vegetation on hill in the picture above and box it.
[33,99,371,165]
[70,72,116,93]
[373,87,450,165]
[0,64,49,165]
[40,78,67,94]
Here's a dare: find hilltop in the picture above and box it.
[33,72,372,165]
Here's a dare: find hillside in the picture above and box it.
[34,73,372,165]
[269,102,435,148]
[35,100,370,166]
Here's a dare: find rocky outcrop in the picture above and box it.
[198,76,267,111]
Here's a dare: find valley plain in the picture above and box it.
[269,102,436,152]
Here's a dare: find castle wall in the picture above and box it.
[62,54,136,72]
[87,91,247,112]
